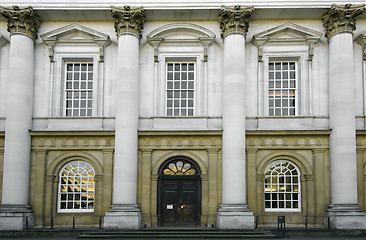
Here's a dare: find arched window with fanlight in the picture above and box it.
[58,161,95,212]
[264,160,301,212]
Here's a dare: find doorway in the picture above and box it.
[158,157,201,227]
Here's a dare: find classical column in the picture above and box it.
[217,5,255,229]
[104,6,144,229]
[0,6,39,230]
[323,3,366,229]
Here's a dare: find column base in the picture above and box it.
[327,204,366,229]
[104,204,141,229]
[217,204,254,229]
[0,205,33,230]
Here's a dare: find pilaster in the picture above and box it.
[0,5,39,230]
[217,5,254,229]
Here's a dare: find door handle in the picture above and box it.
[180,205,185,209]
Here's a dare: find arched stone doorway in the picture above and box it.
[157,156,201,227]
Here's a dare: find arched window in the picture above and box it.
[264,160,301,212]
[58,161,95,212]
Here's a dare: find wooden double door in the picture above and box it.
[159,178,200,227]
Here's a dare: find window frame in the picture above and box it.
[57,160,96,213]
[165,60,196,117]
[52,54,101,117]
[268,60,298,116]
[156,54,204,117]
[262,53,307,117]
[63,61,95,117]
[264,160,301,212]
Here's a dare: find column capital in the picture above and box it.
[323,4,365,38]
[0,6,40,40]
[218,5,254,39]
[111,5,145,39]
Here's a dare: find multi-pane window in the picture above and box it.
[58,161,95,212]
[166,62,195,116]
[268,61,297,116]
[65,63,93,116]
[264,160,301,212]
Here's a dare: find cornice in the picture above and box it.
[146,23,215,62]
[323,3,365,38]
[110,5,145,39]
[218,5,254,39]
[0,6,40,40]
[251,22,323,61]
[39,23,111,62]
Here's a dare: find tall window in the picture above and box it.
[65,63,93,116]
[264,160,301,212]
[58,161,95,212]
[166,62,195,116]
[268,61,297,116]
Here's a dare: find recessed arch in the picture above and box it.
[152,151,207,176]
[256,151,312,176]
[47,152,103,177]
[147,22,216,41]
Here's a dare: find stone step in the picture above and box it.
[79,229,277,239]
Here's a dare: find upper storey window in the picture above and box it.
[251,23,322,117]
[40,24,111,117]
[269,61,297,116]
[166,62,195,116]
[65,63,94,117]
[146,23,215,117]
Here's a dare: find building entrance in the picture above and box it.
[158,157,201,227]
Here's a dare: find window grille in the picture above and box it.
[65,63,93,116]
[166,62,195,116]
[264,160,301,212]
[58,161,95,212]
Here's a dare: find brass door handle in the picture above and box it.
[180,205,185,209]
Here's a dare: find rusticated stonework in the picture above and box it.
[0,6,40,40]
[218,5,254,39]
[111,5,145,38]
[323,4,365,38]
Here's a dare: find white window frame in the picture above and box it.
[264,160,301,212]
[63,61,96,117]
[156,53,204,117]
[52,53,101,117]
[165,60,196,117]
[57,160,95,213]
[268,60,298,116]
[261,52,308,116]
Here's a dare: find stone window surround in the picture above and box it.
[40,23,111,117]
[57,160,96,213]
[251,22,323,117]
[147,23,215,117]
[264,160,302,212]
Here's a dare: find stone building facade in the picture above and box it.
[0,0,366,230]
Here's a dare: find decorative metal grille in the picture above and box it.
[162,160,197,176]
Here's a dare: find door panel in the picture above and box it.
[161,179,199,227]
